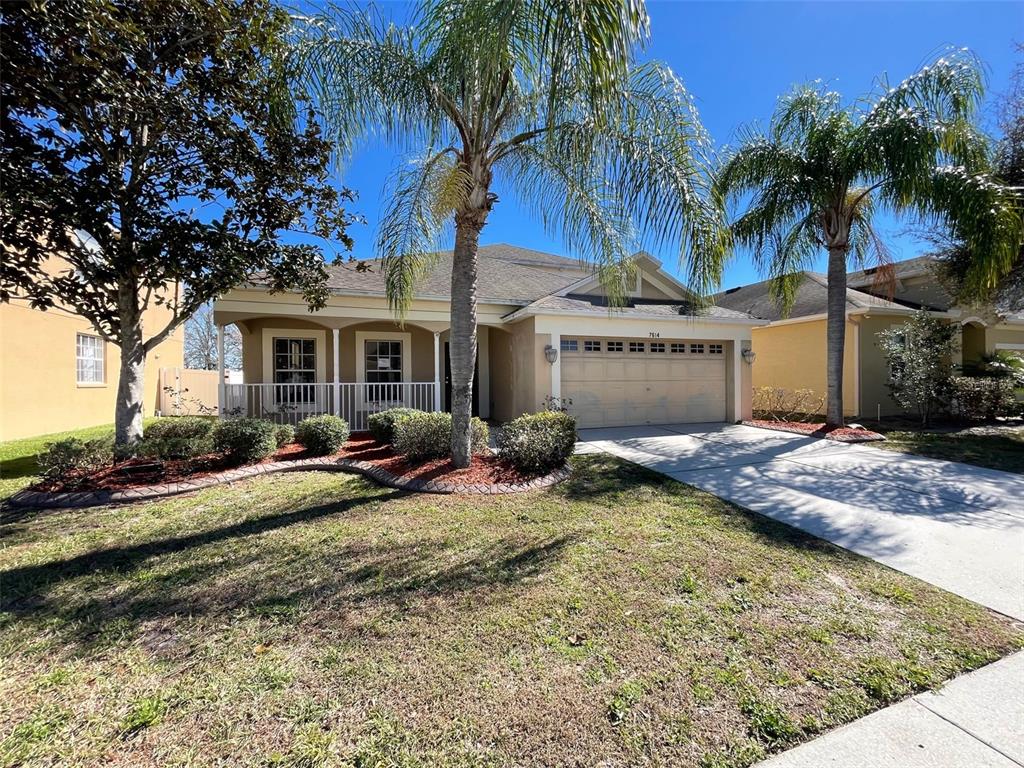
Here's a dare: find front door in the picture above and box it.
[443,342,479,416]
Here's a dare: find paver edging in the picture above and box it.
[7,458,572,509]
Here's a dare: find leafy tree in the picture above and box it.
[877,311,959,426]
[293,0,727,467]
[715,50,1023,426]
[1,0,356,450]
[185,304,242,370]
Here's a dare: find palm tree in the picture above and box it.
[291,0,728,466]
[716,51,1023,427]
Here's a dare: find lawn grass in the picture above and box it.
[1,456,1019,767]
[0,420,160,499]
[864,424,1024,474]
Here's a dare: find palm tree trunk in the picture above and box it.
[825,245,848,427]
[449,215,482,468]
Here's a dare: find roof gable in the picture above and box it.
[560,252,696,302]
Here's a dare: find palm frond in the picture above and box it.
[377,148,471,317]
[852,49,990,207]
[501,142,634,306]
[291,4,449,161]
[764,213,820,315]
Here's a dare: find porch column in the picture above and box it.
[433,332,441,412]
[216,325,225,415]
[332,328,341,417]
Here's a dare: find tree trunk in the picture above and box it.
[825,245,848,427]
[114,284,146,453]
[449,214,483,468]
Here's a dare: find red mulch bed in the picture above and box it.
[33,433,538,493]
[336,433,535,486]
[742,419,885,443]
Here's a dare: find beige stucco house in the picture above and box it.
[212,244,763,430]
[0,278,184,441]
[715,256,1024,419]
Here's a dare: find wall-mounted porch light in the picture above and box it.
[544,345,558,364]
[742,348,757,364]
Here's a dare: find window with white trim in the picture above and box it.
[584,340,601,352]
[650,342,666,353]
[629,341,645,353]
[670,343,686,353]
[560,338,578,352]
[709,343,723,354]
[274,337,316,404]
[76,333,105,384]
[364,340,402,383]
[690,343,705,354]
[607,341,624,352]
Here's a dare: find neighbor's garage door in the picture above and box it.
[560,338,727,428]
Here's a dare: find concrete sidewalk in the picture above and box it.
[760,652,1024,767]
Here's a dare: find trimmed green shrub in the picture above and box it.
[950,376,1018,421]
[139,416,215,460]
[37,436,114,482]
[295,414,350,456]
[274,423,295,448]
[367,407,418,444]
[392,411,489,462]
[497,411,576,474]
[211,418,277,466]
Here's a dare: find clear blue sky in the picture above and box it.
[330,1,1022,291]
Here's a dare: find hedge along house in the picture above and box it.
[715,255,1024,419]
[212,244,764,430]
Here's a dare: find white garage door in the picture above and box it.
[560,338,727,428]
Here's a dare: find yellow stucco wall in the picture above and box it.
[0,299,184,441]
[750,318,858,416]
[985,325,1024,355]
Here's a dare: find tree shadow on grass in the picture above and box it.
[0,454,38,484]
[0,484,579,647]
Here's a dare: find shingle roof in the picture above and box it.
[714,272,907,321]
[249,242,754,320]
[846,256,934,287]
[517,293,754,320]
[322,247,582,303]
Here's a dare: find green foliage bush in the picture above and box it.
[392,411,489,462]
[295,415,350,456]
[950,376,1018,421]
[139,416,215,460]
[211,418,277,466]
[877,311,959,426]
[274,423,295,448]
[367,407,418,444]
[37,436,114,482]
[497,411,576,474]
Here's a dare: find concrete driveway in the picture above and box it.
[577,423,1024,620]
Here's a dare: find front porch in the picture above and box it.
[212,309,510,430]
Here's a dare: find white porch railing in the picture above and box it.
[222,382,439,431]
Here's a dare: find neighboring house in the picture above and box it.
[212,244,763,430]
[715,255,1024,418]
[0,271,184,441]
